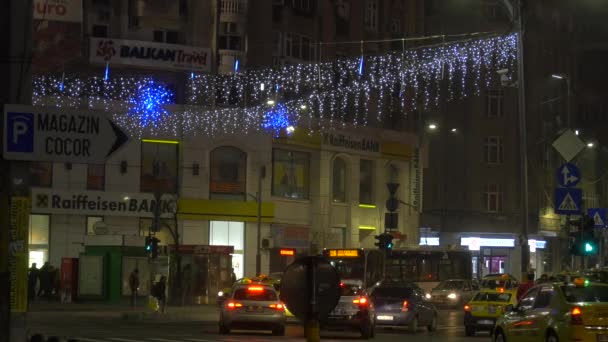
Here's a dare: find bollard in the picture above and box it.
[304,320,320,342]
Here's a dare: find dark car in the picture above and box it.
[370,281,438,334]
[322,281,375,339]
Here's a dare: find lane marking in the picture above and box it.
[107,338,148,342]
[73,338,108,342]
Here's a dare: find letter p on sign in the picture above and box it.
[6,112,34,153]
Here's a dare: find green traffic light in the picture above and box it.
[584,242,594,253]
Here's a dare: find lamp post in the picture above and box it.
[551,74,571,128]
[255,166,266,276]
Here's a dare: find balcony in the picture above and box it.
[220,0,247,22]
[218,49,245,75]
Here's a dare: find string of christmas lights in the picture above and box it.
[32,33,518,138]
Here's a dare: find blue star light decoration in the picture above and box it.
[262,103,294,136]
[128,81,173,127]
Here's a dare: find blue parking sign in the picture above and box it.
[5,111,34,153]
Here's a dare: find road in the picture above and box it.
[28,308,492,342]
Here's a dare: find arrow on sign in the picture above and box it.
[561,165,579,187]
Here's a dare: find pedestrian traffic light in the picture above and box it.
[375,232,394,255]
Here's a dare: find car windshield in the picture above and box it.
[436,280,464,290]
[233,288,277,301]
[340,284,363,296]
[372,287,413,298]
[473,292,512,302]
[561,286,608,303]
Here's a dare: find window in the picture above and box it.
[292,0,312,12]
[359,159,374,205]
[210,221,244,279]
[534,287,554,308]
[29,215,50,267]
[391,18,401,34]
[209,146,247,200]
[518,288,540,311]
[284,33,316,61]
[166,31,178,44]
[272,149,310,200]
[484,136,504,164]
[487,89,504,117]
[30,162,52,187]
[92,24,108,37]
[332,157,346,203]
[364,0,378,31]
[153,30,164,42]
[86,216,103,235]
[87,164,105,190]
[484,184,503,213]
[140,141,178,194]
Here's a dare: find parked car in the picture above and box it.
[219,284,286,335]
[429,279,479,307]
[371,280,438,334]
[322,281,375,339]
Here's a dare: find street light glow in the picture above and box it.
[300,104,307,109]
[587,142,595,148]
[575,129,580,136]
[552,74,564,80]
[451,128,457,133]
[266,99,275,105]
[286,125,295,134]
[428,124,437,130]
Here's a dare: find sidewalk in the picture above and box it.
[29,300,220,322]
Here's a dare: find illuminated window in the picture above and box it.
[86,216,103,235]
[487,89,504,118]
[209,146,247,200]
[29,214,49,266]
[272,149,310,200]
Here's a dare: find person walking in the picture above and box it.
[28,263,40,301]
[517,272,536,301]
[37,262,52,298]
[129,268,140,307]
[154,276,167,313]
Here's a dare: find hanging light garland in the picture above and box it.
[32,33,517,138]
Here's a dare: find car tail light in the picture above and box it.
[571,307,583,325]
[226,301,243,309]
[401,300,409,312]
[269,303,284,310]
[353,297,369,308]
[248,286,264,292]
[464,305,471,312]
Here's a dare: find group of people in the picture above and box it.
[128,268,167,313]
[28,262,59,300]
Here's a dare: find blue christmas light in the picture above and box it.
[104,62,110,81]
[234,59,240,73]
[191,71,195,80]
[128,80,173,127]
[358,56,364,76]
[262,103,293,136]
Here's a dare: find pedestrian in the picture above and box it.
[28,263,39,300]
[230,268,237,284]
[181,264,192,306]
[129,268,140,307]
[37,262,51,298]
[516,272,535,301]
[153,276,167,313]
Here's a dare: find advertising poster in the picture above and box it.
[9,197,30,313]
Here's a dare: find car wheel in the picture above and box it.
[494,329,506,342]
[408,316,419,334]
[219,323,231,335]
[465,325,475,337]
[427,314,438,332]
[546,331,559,342]
[360,320,373,340]
[272,325,285,336]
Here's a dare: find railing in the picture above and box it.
[220,0,246,15]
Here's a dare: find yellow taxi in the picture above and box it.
[464,288,518,336]
[494,279,608,342]
[480,273,520,291]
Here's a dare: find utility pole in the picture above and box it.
[0,1,33,342]
[255,166,265,276]
[500,0,530,278]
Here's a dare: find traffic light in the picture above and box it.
[569,215,598,256]
[145,236,152,254]
[150,237,160,259]
[385,183,400,231]
[375,232,394,255]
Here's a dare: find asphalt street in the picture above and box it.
[28,307,491,342]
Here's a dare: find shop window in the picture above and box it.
[359,159,374,205]
[87,164,105,190]
[333,157,347,203]
[209,146,247,200]
[484,184,503,212]
[29,214,49,267]
[140,141,178,194]
[30,162,52,187]
[330,227,346,248]
[272,149,310,200]
[484,136,504,164]
[209,221,244,279]
[86,216,103,235]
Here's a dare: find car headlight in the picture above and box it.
[447,293,458,299]
[425,293,432,299]
[218,291,224,297]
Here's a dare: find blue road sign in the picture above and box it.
[557,163,581,188]
[554,188,582,215]
[587,208,607,228]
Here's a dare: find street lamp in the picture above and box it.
[587,142,595,148]
[551,73,571,128]
[428,124,438,130]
